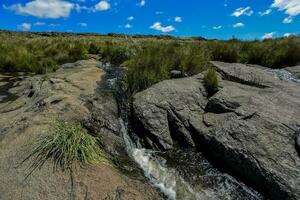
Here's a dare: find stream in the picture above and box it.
[102,63,264,200]
[269,69,300,85]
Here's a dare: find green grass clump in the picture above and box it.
[23,120,106,175]
[204,67,219,96]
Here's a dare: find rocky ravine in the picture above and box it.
[0,60,163,200]
[132,61,300,200]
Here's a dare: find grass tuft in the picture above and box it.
[22,120,107,177]
[204,67,219,96]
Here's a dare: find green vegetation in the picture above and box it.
[23,120,106,176]
[204,67,219,95]
[122,42,210,92]
[0,31,300,93]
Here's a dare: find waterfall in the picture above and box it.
[121,118,183,200]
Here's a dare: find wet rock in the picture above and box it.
[133,62,300,200]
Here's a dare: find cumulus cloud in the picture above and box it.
[137,0,146,7]
[127,16,134,21]
[259,9,272,16]
[283,16,293,23]
[17,23,31,31]
[284,33,294,37]
[231,7,253,17]
[95,1,110,11]
[233,22,245,28]
[150,22,175,33]
[213,25,222,30]
[174,16,182,22]
[74,4,90,12]
[5,0,74,19]
[271,0,300,16]
[262,32,276,39]
[125,23,133,29]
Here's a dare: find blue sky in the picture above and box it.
[0,0,299,40]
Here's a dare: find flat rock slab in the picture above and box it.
[133,61,300,200]
[0,59,162,200]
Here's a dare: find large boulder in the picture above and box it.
[132,61,300,200]
[0,60,162,200]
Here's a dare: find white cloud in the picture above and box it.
[174,16,182,23]
[5,0,74,19]
[150,22,175,33]
[283,16,293,23]
[231,7,254,17]
[233,22,245,28]
[17,23,31,31]
[262,32,276,39]
[34,22,45,26]
[75,4,90,12]
[259,9,272,16]
[137,0,146,7]
[95,1,110,11]
[136,0,146,7]
[127,16,134,21]
[213,25,222,30]
[125,23,133,29]
[271,0,300,16]
[78,22,87,27]
[284,33,294,37]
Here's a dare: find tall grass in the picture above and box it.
[0,31,299,93]
[122,41,210,92]
[204,67,219,96]
[22,120,106,177]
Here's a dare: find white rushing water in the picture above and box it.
[119,119,263,200]
[269,69,300,85]
[120,119,205,200]
[120,119,177,199]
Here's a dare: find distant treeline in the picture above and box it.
[0,30,299,92]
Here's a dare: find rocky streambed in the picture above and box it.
[0,60,299,200]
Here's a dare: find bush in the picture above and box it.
[123,42,210,93]
[204,67,219,96]
[22,120,106,176]
[209,42,239,63]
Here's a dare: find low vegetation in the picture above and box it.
[204,67,219,95]
[0,31,299,93]
[23,120,106,177]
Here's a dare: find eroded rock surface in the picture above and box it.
[0,60,162,200]
[132,61,300,200]
[286,65,300,79]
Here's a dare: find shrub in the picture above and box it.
[209,42,239,63]
[204,67,219,96]
[22,120,106,176]
[122,42,210,93]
